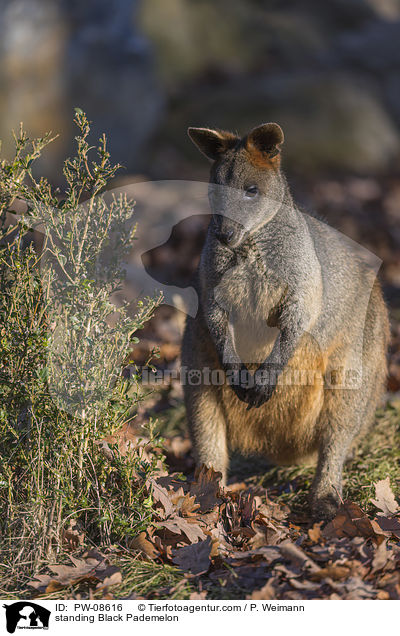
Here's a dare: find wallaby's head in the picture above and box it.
[188,123,286,248]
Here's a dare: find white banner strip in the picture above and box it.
[1,599,398,635]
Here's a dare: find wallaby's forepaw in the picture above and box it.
[311,491,340,521]
[233,384,274,408]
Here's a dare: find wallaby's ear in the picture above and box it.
[245,123,284,167]
[188,127,239,161]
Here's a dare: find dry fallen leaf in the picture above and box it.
[147,477,175,518]
[377,590,390,600]
[375,515,400,539]
[311,565,350,582]
[371,540,389,572]
[96,571,123,591]
[258,498,290,522]
[323,501,386,544]
[98,421,139,457]
[62,519,85,551]
[29,553,121,594]
[279,540,320,574]
[227,545,281,563]
[308,522,323,544]
[190,464,222,513]
[129,532,159,560]
[157,516,206,543]
[370,477,399,516]
[169,488,200,517]
[247,580,276,600]
[189,590,208,599]
[172,537,212,574]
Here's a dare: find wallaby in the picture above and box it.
[182,122,389,520]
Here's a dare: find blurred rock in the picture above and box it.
[153,73,400,176]
[267,75,400,174]
[63,0,163,169]
[0,0,68,175]
[139,0,400,178]
[0,0,163,180]
[366,0,400,20]
[2,0,400,183]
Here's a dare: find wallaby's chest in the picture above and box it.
[208,247,285,363]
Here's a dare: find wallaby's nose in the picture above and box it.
[215,228,235,245]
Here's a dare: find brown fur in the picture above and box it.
[245,141,281,170]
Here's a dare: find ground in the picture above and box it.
[15,390,400,602]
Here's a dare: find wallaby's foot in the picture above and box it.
[311,426,355,520]
[311,489,341,521]
[182,379,229,490]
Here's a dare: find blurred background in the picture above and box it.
[1,0,399,391]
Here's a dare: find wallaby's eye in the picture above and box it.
[244,185,258,198]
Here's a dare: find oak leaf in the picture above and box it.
[323,501,386,544]
[375,515,400,539]
[29,553,121,593]
[147,477,175,518]
[190,464,222,513]
[370,478,399,516]
[157,516,206,543]
[172,537,212,574]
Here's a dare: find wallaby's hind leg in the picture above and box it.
[184,384,228,484]
[311,397,358,520]
[311,381,382,520]
[312,285,388,521]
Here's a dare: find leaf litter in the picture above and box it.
[25,428,400,600]
[28,436,400,600]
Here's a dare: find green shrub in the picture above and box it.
[0,111,162,593]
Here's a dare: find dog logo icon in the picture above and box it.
[3,602,50,633]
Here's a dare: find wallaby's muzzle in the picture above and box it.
[213,215,246,248]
